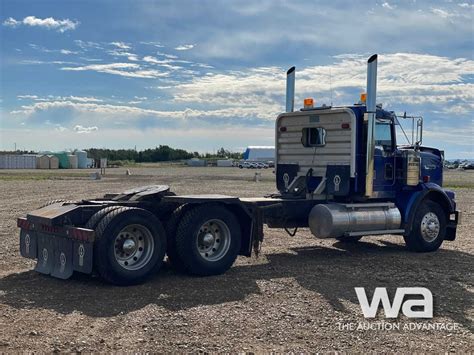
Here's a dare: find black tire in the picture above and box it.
[404,200,446,252]
[94,207,167,285]
[336,236,362,243]
[165,205,189,272]
[175,204,241,276]
[85,206,121,229]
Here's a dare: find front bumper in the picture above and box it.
[18,217,95,279]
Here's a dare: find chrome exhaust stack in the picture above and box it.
[286,66,295,112]
[365,54,378,197]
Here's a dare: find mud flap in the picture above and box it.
[73,241,93,274]
[20,230,37,259]
[35,233,55,275]
[51,237,74,279]
[35,234,74,279]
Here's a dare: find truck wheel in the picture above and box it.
[175,204,241,276]
[85,206,121,229]
[94,207,166,285]
[165,205,189,272]
[336,236,362,243]
[404,200,446,252]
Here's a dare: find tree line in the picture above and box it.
[85,145,242,163]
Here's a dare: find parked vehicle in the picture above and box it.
[17,54,460,285]
[255,162,269,169]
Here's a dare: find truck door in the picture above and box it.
[373,119,396,196]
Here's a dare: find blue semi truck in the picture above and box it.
[17,54,460,285]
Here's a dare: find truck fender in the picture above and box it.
[403,183,455,236]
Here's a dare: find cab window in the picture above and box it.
[375,122,393,150]
[302,127,326,147]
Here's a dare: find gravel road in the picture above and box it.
[0,167,472,352]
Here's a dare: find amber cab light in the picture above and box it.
[304,98,314,109]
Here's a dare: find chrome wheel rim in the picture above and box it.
[114,224,154,270]
[420,212,440,242]
[196,219,231,261]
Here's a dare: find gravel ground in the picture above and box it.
[0,167,472,352]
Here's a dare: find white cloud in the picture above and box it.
[61,63,170,79]
[430,8,456,19]
[3,17,19,27]
[60,49,79,55]
[140,41,164,48]
[156,51,178,59]
[458,3,474,9]
[175,44,195,51]
[142,56,182,70]
[17,95,103,103]
[74,40,103,50]
[55,125,68,132]
[73,125,99,133]
[107,49,139,61]
[381,2,395,10]
[110,42,131,49]
[10,99,278,122]
[170,53,473,112]
[17,95,39,100]
[3,16,79,32]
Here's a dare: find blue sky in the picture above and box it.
[0,0,472,158]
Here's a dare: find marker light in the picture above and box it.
[360,93,367,103]
[304,98,314,109]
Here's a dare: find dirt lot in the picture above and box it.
[0,166,473,352]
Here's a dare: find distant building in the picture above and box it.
[216,159,233,167]
[187,158,207,167]
[243,146,275,161]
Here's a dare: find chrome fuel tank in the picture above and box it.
[309,203,401,238]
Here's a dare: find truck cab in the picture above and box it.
[276,54,459,248]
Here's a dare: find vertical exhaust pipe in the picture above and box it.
[286,66,295,112]
[365,54,378,197]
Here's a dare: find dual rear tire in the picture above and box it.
[88,204,241,285]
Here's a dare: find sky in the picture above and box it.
[0,0,472,158]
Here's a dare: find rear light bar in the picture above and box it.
[17,217,95,242]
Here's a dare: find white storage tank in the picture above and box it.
[48,155,59,169]
[68,154,78,169]
[217,159,234,167]
[75,150,88,169]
